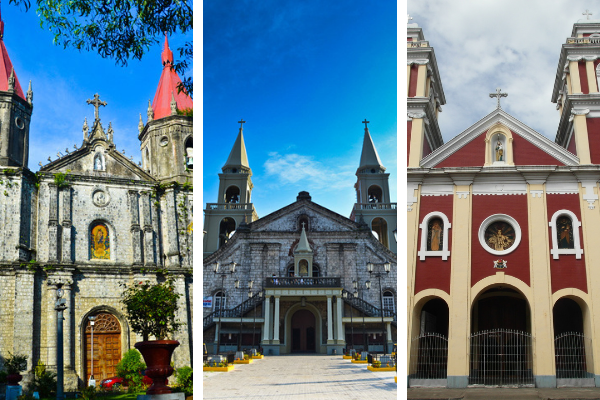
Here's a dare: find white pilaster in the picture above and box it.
[273,296,280,344]
[327,296,334,343]
[262,296,271,343]
[336,296,344,342]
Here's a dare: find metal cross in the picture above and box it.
[583,10,593,20]
[86,94,107,121]
[362,119,370,129]
[407,14,413,24]
[489,88,508,109]
[238,119,246,129]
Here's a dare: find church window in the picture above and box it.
[225,186,240,204]
[549,210,583,259]
[159,136,169,147]
[298,259,309,276]
[144,147,150,171]
[213,291,226,315]
[184,136,193,169]
[368,185,383,204]
[418,211,451,260]
[371,218,389,248]
[218,218,236,248]
[90,222,110,260]
[383,291,395,314]
[477,214,522,256]
[312,265,320,277]
[298,215,309,231]
[287,265,295,277]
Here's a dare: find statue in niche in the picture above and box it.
[557,217,575,249]
[94,154,103,170]
[495,140,504,161]
[427,219,443,251]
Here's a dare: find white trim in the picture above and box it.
[549,210,583,259]
[478,214,522,256]
[418,211,451,261]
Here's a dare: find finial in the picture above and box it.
[161,34,174,67]
[83,117,89,141]
[238,119,246,130]
[170,91,177,115]
[7,68,14,92]
[584,9,593,20]
[407,14,413,24]
[38,161,42,167]
[86,93,107,122]
[138,113,144,133]
[107,122,114,142]
[489,88,508,109]
[74,144,78,150]
[147,100,154,122]
[47,156,51,162]
[0,5,5,39]
[26,80,33,106]
[362,119,370,130]
[122,149,125,154]
[65,148,69,154]
[57,152,62,158]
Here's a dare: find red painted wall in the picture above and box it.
[512,130,565,166]
[423,134,432,158]
[587,118,600,164]
[435,132,486,167]
[409,65,419,97]
[407,120,412,166]
[567,132,577,155]
[414,195,453,295]
[579,62,589,94]
[471,195,530,287]
[547,194,587,294]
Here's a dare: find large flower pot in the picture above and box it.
[135,340,179,395]
[6,373,22,386]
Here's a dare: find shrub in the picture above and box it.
[80,385,96,400]
[28,360,56,398]
[4,353,27,374]
[174,366,192,395]
[115,349,146,392]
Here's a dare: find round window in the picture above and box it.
[15,117,24,129]
[478,214,521,255]
[159,136,169,147]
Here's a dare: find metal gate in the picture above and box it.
[555,332,595,387]
[409,332,448,387]
[469,329,534,386]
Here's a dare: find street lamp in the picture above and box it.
[213,261,236,354]
[88,316,97,387]
[234,279,247,352]
[55,285,67,400]
[367,261,391,354]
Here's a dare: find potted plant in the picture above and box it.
[122,278,183,395]
[4,353,27,386]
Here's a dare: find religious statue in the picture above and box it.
[557,217,574,249]
[495,140,504,161]
[429,220,442,251]
[91,224,110,259]
[94,155,102,170]
[487,228,513,251]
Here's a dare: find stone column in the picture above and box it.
[273,296,280,344]
[386,322,393,349]
[13,270,35,370]
[336,295,344,343]
[46,276,73,370]
[164,188,180,267]
[141,192,155,266]
[262,296,271,343]
[48,184,59,262]
[61,188,72,263]
[128,190,142,265]
[327,296,334,344]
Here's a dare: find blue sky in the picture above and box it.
[203,0,397,219]
[1,3,192,171]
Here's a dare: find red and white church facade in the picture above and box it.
[408,18,600,388]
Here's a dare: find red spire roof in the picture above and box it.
[0,9,24,99]
[152,35,192,119]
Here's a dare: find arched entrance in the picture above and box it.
[84,313,122,381]
[469,286,533,386]
[291,309,316,353]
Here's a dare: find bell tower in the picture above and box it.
[203,120,258,256]
[0,10,32,168]
[351,120,397,253]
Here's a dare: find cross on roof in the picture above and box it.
[86,93,107,121]
[362,119,370,129]
[583,9,593,20]
[489,88,508,109]
[238,119,246,129]
[407,14,413,24]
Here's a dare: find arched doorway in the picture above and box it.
[84,313,122,382]
[469,286,533,386]
[291,309,316,353]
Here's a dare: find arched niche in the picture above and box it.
[484,123,514,166]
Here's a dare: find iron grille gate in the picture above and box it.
[409,333,448,387]
[469,329,534,387]
[555,332,595,387]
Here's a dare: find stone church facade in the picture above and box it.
[203,122,397,356]
[408,17,600,388]
[0,17,193,389]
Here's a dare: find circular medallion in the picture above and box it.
[478,214,521,255]
[92,189,110,207]
[159,136,169,147]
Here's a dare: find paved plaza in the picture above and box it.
[408,387,600,399]
[202,354,397,399]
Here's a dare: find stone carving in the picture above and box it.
[92,189,110,207]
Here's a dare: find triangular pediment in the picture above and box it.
[420,109,579,168]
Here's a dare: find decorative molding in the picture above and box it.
[580,180,598,209]
[407,183,419,212]
[456,191,469,199]
[472,182,528,196]
[530,190,544,198]
[418,211,451,261]
[549,209,583,260]
[407,59,430,65]
[478,214,522,256]
[569,108,590,122]
[407,111,426,119]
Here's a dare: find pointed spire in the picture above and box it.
[26,80,32,105]
[170,91,177,115]
[161,34,174,67]
[138,113,144,133]
[107,122,113,142]
[295,223,313,253]
[7,68,14,92]
[147,100,154,122]
[83,117,89,141]
[358,120,385,172]
[0,8,24,100]
[0,5,4,40]
[222,120,250,171]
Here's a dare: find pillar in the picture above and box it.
[262,296,271,343]
[273,296,280,344]
[336,295,344,342]
[327,296,334,344]
[586,60,598,93]
[572,110,591,164]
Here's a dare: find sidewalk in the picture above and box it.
[408,387,600,400]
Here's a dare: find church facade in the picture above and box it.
[0,16,193,390]
[408,18,600,388]
[203,123,396,356]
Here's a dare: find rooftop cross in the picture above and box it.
[583,9,593,20]
[407,14,413,24]
[362,119,370,129]
[489,88,508,109]
[87,93,107,121]
[238,119,246,129]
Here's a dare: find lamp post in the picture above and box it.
[55,285,67,400]
[342,290,354,350]
[213,261,236,354]
[234,279,252,352]
[88,316,97,387]
[354,278,368,352]
[367,261,391,354]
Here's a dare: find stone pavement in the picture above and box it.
[408,387,600,399]
[202,354,397,399]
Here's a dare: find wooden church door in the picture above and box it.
[291,309,316,353]
[84,313,122,381]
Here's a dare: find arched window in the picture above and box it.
[184,137,193,169]
[383,291,395,314]
[368,185,383,203]
[298,259,309,276]
[549,210,583,259]
[225,186,240,204]
[90,222,110,260]
[418,212,451,260]
[219,218,236,248]
[213,291,226,316]
[372,217,389,248]
[312,265,320,277]
[144,147,150,171]
[287,265,295,277]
